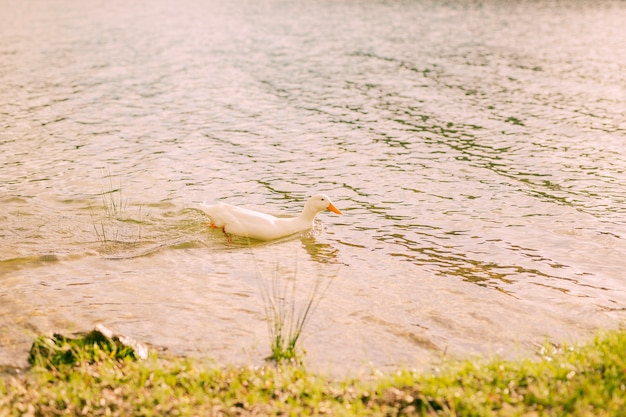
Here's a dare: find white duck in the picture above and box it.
[201,194,343,241]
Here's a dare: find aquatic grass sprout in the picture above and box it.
[100,172,126,220]
[89,169,147,246]
[257,260,334,364]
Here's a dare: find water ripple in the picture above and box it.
[2,0,626,370]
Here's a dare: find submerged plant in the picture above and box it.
[258,261,333,365]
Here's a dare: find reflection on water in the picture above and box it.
[1,0,626,371]
[300,235,340,264]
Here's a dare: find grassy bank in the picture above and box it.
[1,330,625,416]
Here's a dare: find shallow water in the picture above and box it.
[2,0,626,372]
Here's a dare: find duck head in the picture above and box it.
[306,194,343,215]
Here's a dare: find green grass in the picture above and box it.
[27,330,138,370]
[1,329,625,416]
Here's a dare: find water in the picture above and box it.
[2,0,626,373]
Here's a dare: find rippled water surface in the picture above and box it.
[2,0,626,372]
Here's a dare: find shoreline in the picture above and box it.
[1,328,625,415]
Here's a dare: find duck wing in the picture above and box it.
[203,203,294,240]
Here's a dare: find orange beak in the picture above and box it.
[327,202,343,215]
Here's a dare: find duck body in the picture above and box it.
[202,194,342,241]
